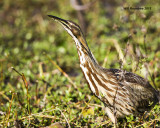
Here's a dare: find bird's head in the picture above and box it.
[48,15,89,51]
[48,15,83,38]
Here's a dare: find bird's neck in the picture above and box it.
[73,36,102,96]
[73,36,98,67]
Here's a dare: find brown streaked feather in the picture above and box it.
[105,68,157,92]
[105,68,159,111]
[86,71,99,96]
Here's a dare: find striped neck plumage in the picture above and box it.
[72,34,98,66]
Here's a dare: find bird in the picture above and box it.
[48,15,160,126]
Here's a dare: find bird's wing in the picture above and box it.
[105,69,158,112]
[107,68,154,90]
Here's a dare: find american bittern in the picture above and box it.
[48,15,160,125]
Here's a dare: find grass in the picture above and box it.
[0,0,160,127]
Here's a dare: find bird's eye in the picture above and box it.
[71,27,81,37]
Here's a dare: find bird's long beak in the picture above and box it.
[48,15,71,30]
[48,15,91,55]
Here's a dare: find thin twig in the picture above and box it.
[0,107,56,125]
[6,92,15,127]
[11,67,31,115]
[102,46,111,67]
[45,54,78,90]
[11,67,22,76]
[144,63,157,89]
[22,73,31,115]
[57,108,71,128]
[143,34,147,55]
[108,39,126,65]
[124,41,130,59]
[0,61,3,83]
[135,118,160,128]
[113,86,119,126]
[0,91,11,102]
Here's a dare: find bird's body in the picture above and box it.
[48,15,160,125]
